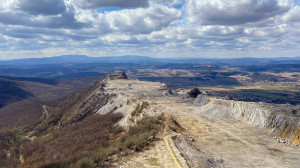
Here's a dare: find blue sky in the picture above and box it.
[0,0,300,60]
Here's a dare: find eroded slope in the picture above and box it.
[91,75,300,168]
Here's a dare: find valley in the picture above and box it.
[2,56,300,107]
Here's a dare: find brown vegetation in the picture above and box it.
[0,129,24,168]
[0,77,98,109]
[21,113,123,167]
[167,116,185,134]
[0,99,43,129]
[20,113,164,168]
[31,80,111,136]
[131,101,149,117]
[0,79,33,108]
[120,114,164,151]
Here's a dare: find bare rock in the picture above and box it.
[187,88,201,98]
[105,72,128,80]
[172,135,223,168]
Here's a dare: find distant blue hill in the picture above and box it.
[1,55,300,65]
[0,55,161,65]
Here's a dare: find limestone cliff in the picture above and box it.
[194,94,300,144]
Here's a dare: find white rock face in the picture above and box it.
[95,79,175,129]
[91,76,300,144]
[88,75,300,167]
[194,95,300,142]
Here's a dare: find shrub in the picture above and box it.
[21,113,164,167]
[0,129,24,168]
[21,113,123,167]
[131,101,149,117]
[118,115,164,151]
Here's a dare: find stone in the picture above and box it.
[187,88,201,98]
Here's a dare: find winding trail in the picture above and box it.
[42,105,49,120]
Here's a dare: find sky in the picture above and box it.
[0,0,300,60]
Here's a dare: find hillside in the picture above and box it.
[0,99,42,129]
[0,76,98,108]
[1,72,300,167]
[0,77,99,129]
[0,79,34,108]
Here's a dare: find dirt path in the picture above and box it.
[116,137,180,168]
[42,105,49,120]
[162,103,251,146]
[163,137,182,168]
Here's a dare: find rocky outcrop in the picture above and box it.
[104,71,128,80]
[194,94,300,144]
[172,135,223,168]
[59,92,112,127]
[94,73,177,129]
[193,94,209,106]
[53,72,126,127]
[187,88,201,98]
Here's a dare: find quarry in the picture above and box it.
[84,72,300,167]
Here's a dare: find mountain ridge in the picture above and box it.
[1,55,300,65]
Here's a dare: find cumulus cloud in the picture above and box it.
[98,6,180,34]
[72,4,181,35]
[0,2,180,41]
[0,0,300,59]
[282,6,300,22]
[0,0,19,12]
[0,10,87,29]
[0,1,88,29]
[71,0,149,9]
[150,0,183,6]
[186,0,295,25]
[19,0,66,15]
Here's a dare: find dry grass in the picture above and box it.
[147,157,159,166]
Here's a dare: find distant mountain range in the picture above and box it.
[0,55,160,65]
[1,55,300,79]
[1,55,300,65]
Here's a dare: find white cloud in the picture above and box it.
[74,4,181,34]
[0,0,300,59]
[19,0,66,15]
[282,6,300,22]
[71,0,149,9]
[101,5,180,34]
[0,0,19,12]
[150,0,183,6]
[186,0,295,25]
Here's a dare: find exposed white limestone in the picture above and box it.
[92,75,300,144]
[194,95,300,143]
